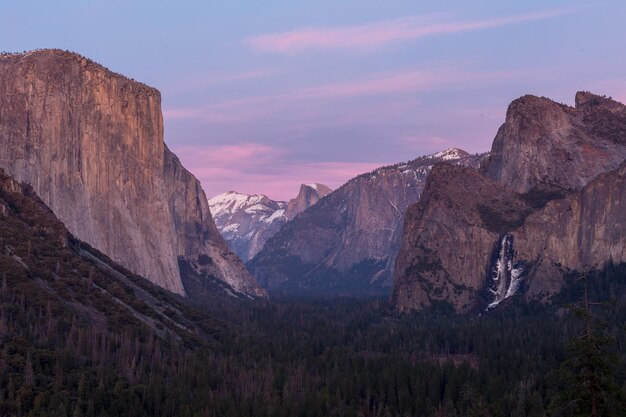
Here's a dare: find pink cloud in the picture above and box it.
[172,144,385,200]
[174,143,282,169]
[246,8,578,54]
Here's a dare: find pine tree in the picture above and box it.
[551,268,623,417]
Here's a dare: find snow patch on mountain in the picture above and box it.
[432,148,469,161]
[209,185,330,261]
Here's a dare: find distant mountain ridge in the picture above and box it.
[248,148,487,296]
[209,183,331,261]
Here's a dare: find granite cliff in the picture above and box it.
[0,49,266,299]
[248,149,484,295]
[393,92,626,313]
[284,183,332,221]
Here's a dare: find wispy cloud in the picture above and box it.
[162,68,281,95]
[246,8,577,54]
[174,143,282,172]
[164,67,520,123]
[173,144,384,200]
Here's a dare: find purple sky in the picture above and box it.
[3,1,626,200]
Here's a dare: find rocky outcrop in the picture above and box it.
[0,49,266,299]
[284,183,332,220]
[393,92,626,313]
[248,149,485,295]
[482,92,626,193]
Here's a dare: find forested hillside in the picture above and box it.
[0,162,623,416]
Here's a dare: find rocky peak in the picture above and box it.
[210,191,285,217]
[208,191,287,261]
[431,148,471,161]
[0,49,266,299]
[481,92,626,193]
[393,91,626,314]
[284,183,332,221]
[209,184,332,263]
[575,91,626,114]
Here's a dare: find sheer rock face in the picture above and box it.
[392,164,531,313]
[393,92,626,313]
[482,93,626,193]
[249,149,484,295]
[0,50,266,298]
[284,183,332,221]
[513,162,626,301]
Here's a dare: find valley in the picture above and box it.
[0,45,625,416]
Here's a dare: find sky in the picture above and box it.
[2,0,626,200]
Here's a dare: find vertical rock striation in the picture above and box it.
[0,49,265,298]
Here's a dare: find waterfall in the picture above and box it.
[487,234,524,310]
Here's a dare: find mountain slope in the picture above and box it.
[248,149,485,295]
[0,49,265,299]
[209,184,331,262]
[0,166,242,415]
[0,167,222,345]
[209,191,287,261]
[393,92,626,313]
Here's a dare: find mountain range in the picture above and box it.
[1,49,624,317]
[208,183,331,261]
[247,148,486,295]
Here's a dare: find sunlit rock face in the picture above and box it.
[249,149,485,296]
[393,92,626,313]
[0,49,266,299]
[482,92,626,193]
[284,183,332,221]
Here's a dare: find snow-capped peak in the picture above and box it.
[208,191,275,217]
[432,148,468,161]
[208,191,289,261]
